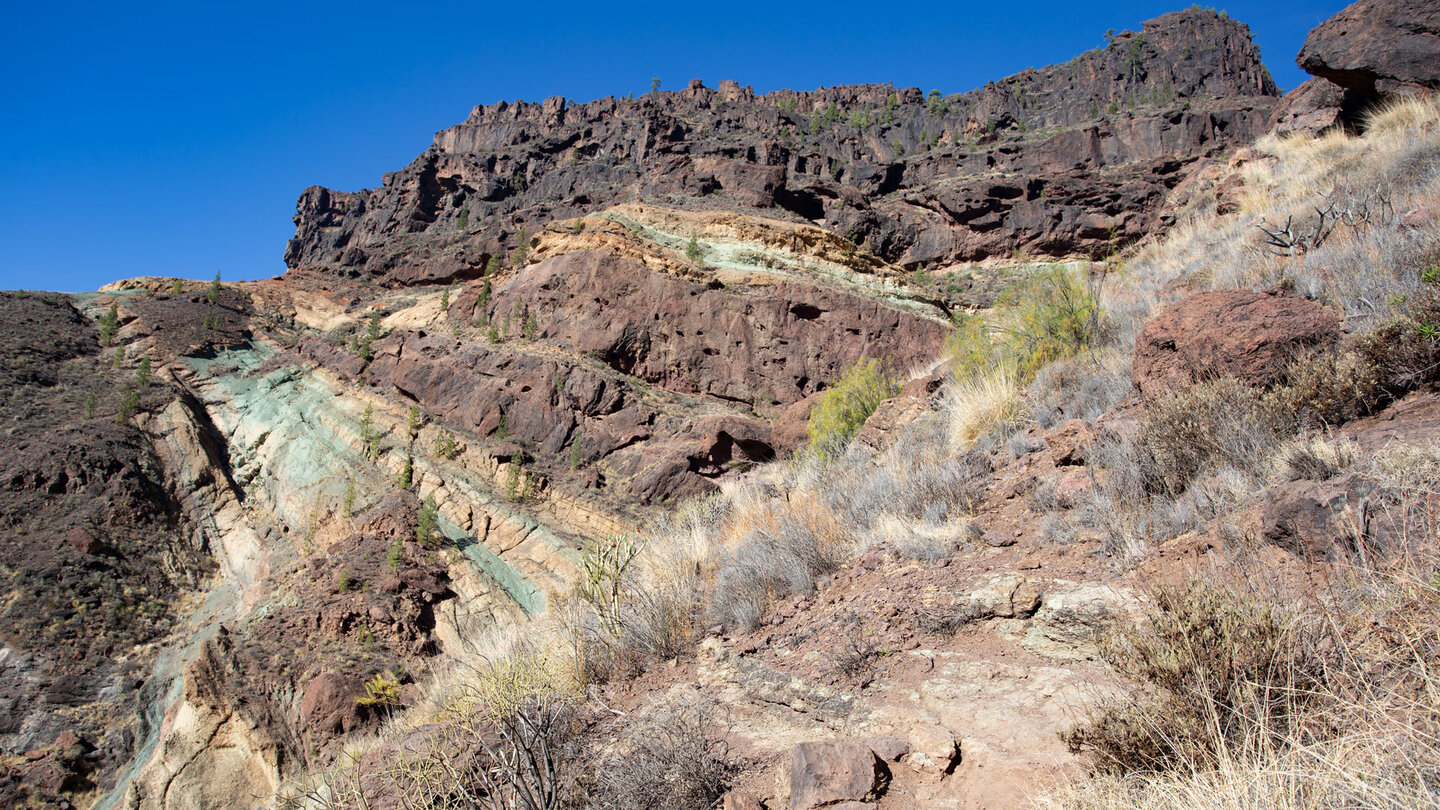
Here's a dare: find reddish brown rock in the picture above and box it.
[299,671,371,742]
[1261,473,1381,558]
[772,392,823,457]
[285,10,1277,280]
[789,740,892,810]
[1043,419,1096,466]
[1132,290,1339,396]
[64,527,102,555]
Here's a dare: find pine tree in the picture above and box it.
[208,270,221,306]
[99,302,119,346]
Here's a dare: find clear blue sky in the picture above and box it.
[1,1,1347,292]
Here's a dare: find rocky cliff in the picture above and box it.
[0,8,1342,810]
[285,8,1276,284]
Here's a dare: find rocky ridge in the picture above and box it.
[285,8,1277,284]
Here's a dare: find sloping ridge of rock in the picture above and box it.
[285,7,1277,285]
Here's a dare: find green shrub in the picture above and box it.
[134,356,151,386]
[208,270,221,306]
[806,358,898,457]
[945,265,1101,384]
[685,235,703,263]
[355,671,401,708]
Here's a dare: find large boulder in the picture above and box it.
[1132,290,1339,396]
[1295,0,1440,124]
[1268,77,1347,137]
[788,740,892,810]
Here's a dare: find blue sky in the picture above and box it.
[1,1,1347,292]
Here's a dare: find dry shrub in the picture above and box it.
[708,492,847,630]
[566,532,706,685]
[1053,441,1440,808]
[1029,351,1133,429]
[1138,378,1293,497]
[944,365,1029,450]
[584,699,732,810]
[1060,578,1330,775]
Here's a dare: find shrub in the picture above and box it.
[407,405,421,437]
[134,356,151,386]
[584,700,731,810]
[685,235,703,263]
[342,478,356,518]
[806,357,898,457]
[207,270,221,306]
[1060,578,1326,775]
[355,671,400,709]
[396,453,413,489]
[949,265,1101,384]
[1137,378,1290,497]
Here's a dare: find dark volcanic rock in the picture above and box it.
[1268,77,1347,137]
[1132,290,1340,396]
[285,9,1276,282]
[1297,0,1440,122]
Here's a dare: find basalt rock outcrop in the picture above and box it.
[1273,0,1440,133]
[286,8,1276,282]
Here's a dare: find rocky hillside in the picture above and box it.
[4,3,1439,809]
[285,7,1276,284]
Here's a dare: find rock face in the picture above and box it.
[1278,0,1440,131]
[1298,0,1440,103]
[1132,289,1340,395]
[285,8,1276,283]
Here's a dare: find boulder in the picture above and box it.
[1132,290,1339,396]
[1261,473,1386,558]
[1268,77,1347,137]
[299,671,370,742]
[1297,0,1440,120]
[789,740,892,810]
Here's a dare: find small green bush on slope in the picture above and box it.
[806,357,898,458]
